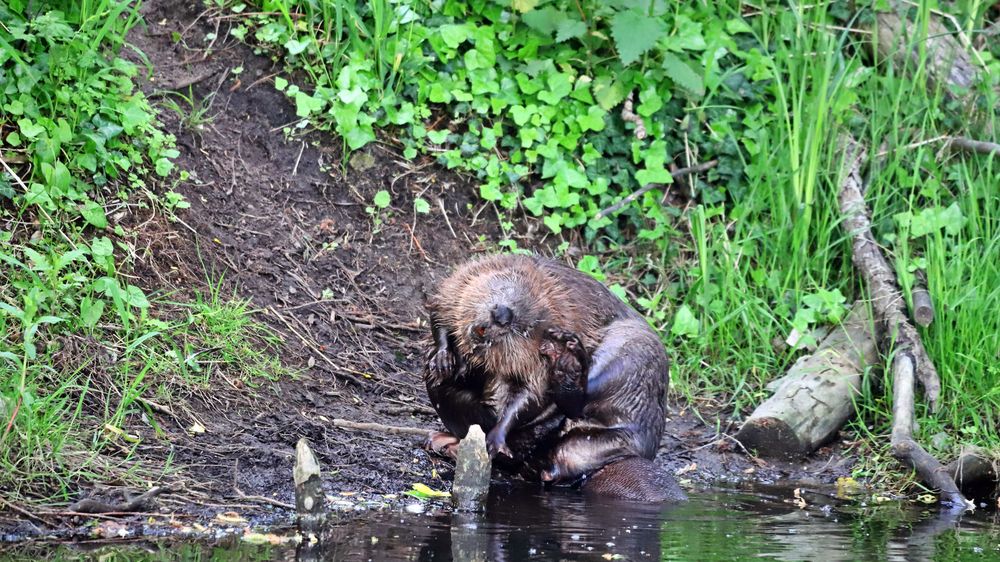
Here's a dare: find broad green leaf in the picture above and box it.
[80,200,108,228]
[284,37,310,55]
[294,91,325,117]
[610,11,666,65]
[726,18,754,34]
[542,213,562,233]
[413,198,430,214]
[522,7,567,37]
[125,285,150,308]
[80,297,104,329]
[90,236,114,257]
[17,118,45,139]
[662,53,705,98]
[555,19,586,43]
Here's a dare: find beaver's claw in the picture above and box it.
[427,347,455,379]
[485,428,513,459]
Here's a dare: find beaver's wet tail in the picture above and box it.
[580,457,687,502]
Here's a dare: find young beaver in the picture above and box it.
[424,254,676,494]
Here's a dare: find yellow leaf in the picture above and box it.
[511,0,539,13]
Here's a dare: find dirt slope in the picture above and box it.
[15,0,853,530]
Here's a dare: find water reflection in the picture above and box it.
[5,484,999,561]
[309,483,998,562]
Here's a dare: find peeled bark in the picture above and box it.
[736,303,878,458]
[451,424,491,512]
[294,438,325,530]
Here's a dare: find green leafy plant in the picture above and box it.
[238,0,761,239]
[366,189,392,232]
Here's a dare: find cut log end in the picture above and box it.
[735,417,808,459]
[911,285,935,327]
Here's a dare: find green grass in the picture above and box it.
[0,1,288,501]
[234,0,1000,490]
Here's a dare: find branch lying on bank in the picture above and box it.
[838,137,941,408]
[594,160,718,220]
[67,485,172,515]
[837,134,971,510]
[332,418,432,437]
[948,136,1000,157]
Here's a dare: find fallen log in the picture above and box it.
[837,134,971,509]
[736,302,878,459]
[873,10,979,104]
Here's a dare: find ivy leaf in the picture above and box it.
[537,72,572,104]
[294,91,326,117]
[124,285,150,309]
[662,53,705,98]
[542,214,562,233]
[593,75,626,110]
[726,18,754,35]
[439,24,470,49]
[671,304,699,338]
[610,11,666,65]
[284,37,310,55]
[80,297,104,329]
[555,19,586,43]
[17,118,45,140]
[576,105,606,132]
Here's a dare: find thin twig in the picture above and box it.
[0,155,29,191]
[437,197,457,238]
[332,418,432,437]
[404,222,429,262]
[594,160,718,220]
[292,141,306,176]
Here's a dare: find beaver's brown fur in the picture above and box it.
[423,254,681,499]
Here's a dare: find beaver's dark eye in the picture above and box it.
[474,325,487,338]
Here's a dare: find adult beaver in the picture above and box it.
[423,253,685,501]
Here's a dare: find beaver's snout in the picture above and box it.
[491,304,513,326]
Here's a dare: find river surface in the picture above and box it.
[3,483,998,561]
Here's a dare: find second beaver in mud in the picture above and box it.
[423,253,685,501]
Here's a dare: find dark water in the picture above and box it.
[4,484,999,561]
